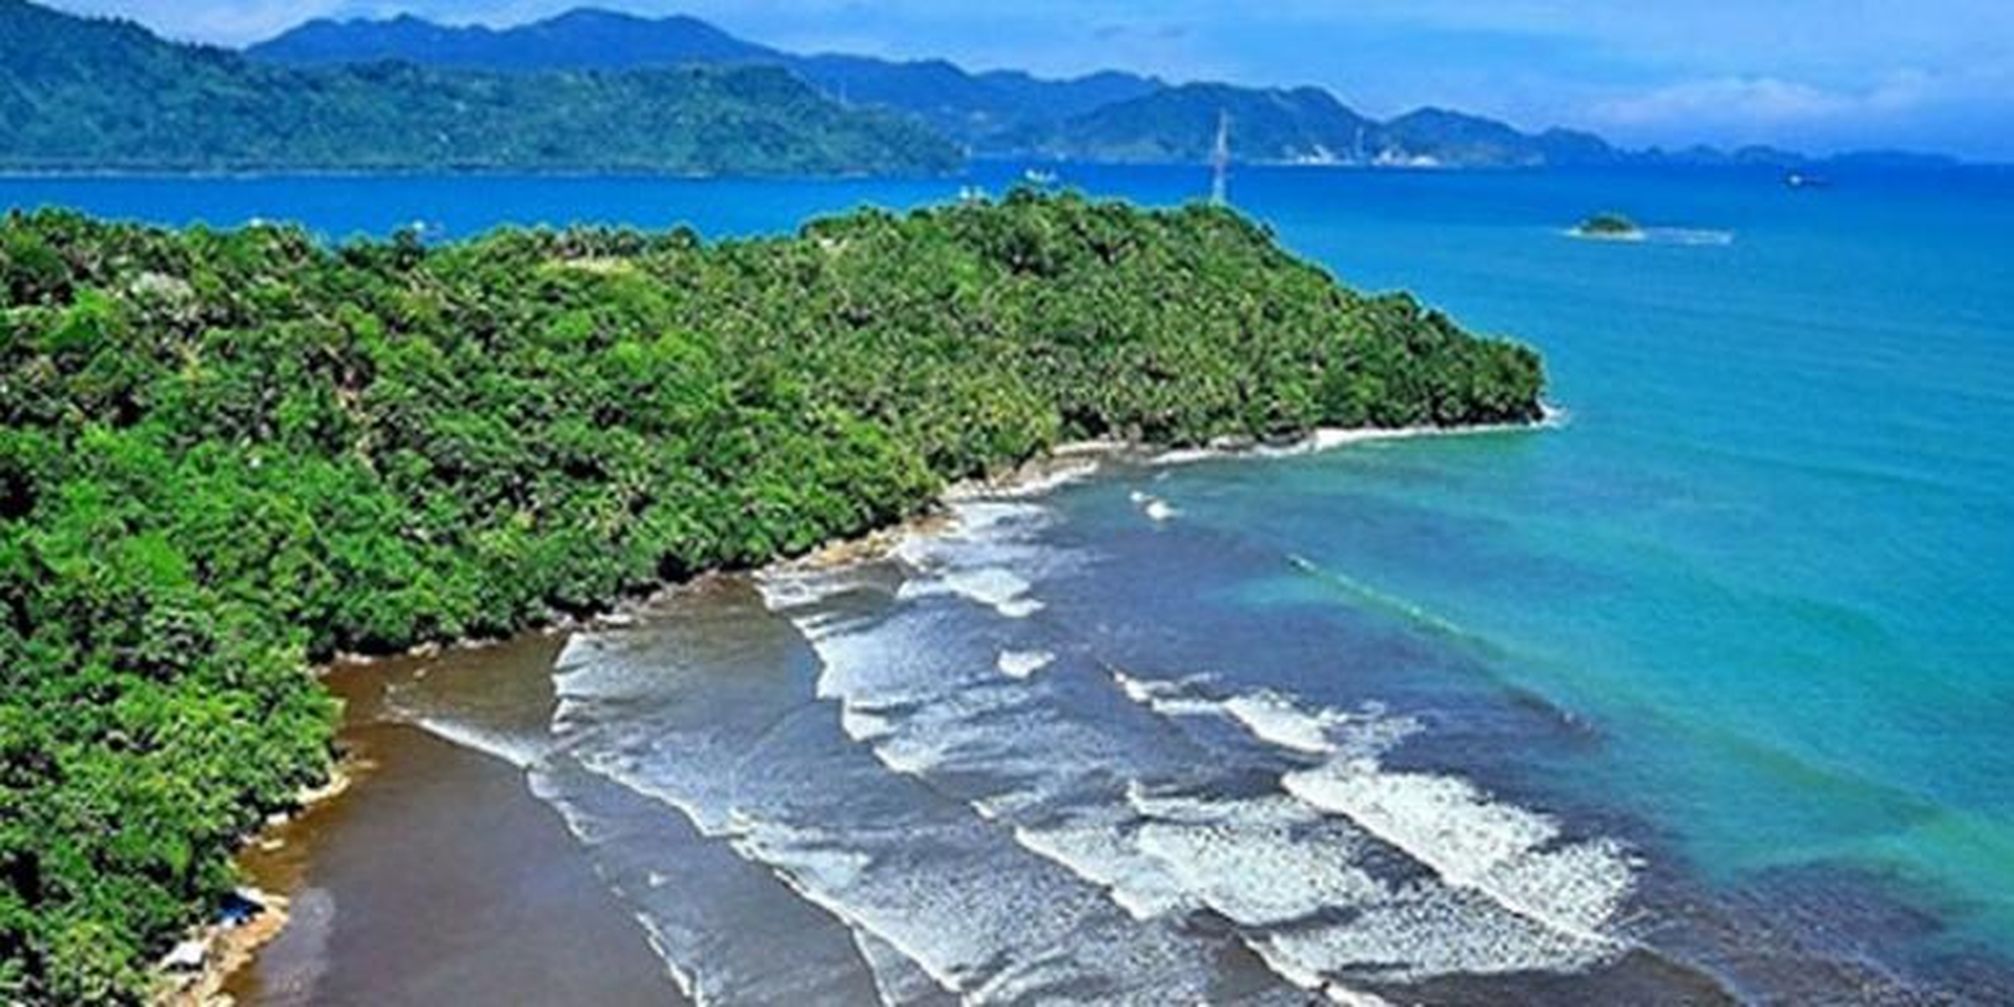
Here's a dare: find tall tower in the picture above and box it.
[1210,110,1232,206]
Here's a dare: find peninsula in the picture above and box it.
[0,190,1541,1002]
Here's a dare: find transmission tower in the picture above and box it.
[1211,110,1232,206]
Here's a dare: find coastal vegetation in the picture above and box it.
[0,189,1542,1002]
[0,0,956,175]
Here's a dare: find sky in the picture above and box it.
[51,0,2014,159]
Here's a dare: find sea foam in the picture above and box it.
[748,468,1637,994]
[1147,412,1565,468]
[896,566,1045,619]
[885,500,1063,620]
[996,649,1056,679]
[1283,764,1638,940]
[1112,672,1638,969]
[399,715,548,770]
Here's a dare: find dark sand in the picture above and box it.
[213,581,1753,1006]
[225,636,686,1006]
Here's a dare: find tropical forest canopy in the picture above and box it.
[0,190,1542,1002]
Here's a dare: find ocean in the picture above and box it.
[12,162,2011,1002]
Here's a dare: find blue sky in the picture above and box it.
[53,0,2014,159]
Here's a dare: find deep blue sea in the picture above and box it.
[11,163,2012,1002]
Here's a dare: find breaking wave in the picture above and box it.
[1114,672,1639,959]
[751,488,1643,993]
[392,464,1652,1001]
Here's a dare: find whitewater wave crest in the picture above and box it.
[1112,672,1640,956]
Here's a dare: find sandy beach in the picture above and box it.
[220,638,684,1006]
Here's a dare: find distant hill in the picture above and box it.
[220,4,1972,172]
[262,8,1956,171]
[252,10,1602,167]
[273,8,1880,170]
[249,7,785,71]
[0,0,958,174]
[995,84,1376,163]
[1626,144,1958,171]
[249,7,1163,146]
[1373,108,1621,167]
[790,57,1161,144]
[998,91,1640,168]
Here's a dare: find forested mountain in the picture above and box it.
[253,7,1602,167]
[992,88,1634,167]
[247,7,1636,166]
[248,6,1957,170]
[0,190,1543,1002]
[0,0,958,174]
[13,0,1946,174]
[249,7,786,70]
[993,84,1379,163]
[1376,108,1619,167]
[249,7,1164,145]
[257,9,1608,164]
[790,58,1162,145]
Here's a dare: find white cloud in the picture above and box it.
[1578,67,2014,156]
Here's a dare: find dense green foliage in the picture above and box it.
[0,190,1541,1001]
[0,0,957,175]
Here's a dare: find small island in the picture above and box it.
[1571,212,1647,241]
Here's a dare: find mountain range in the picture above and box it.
[250,7,1598,167]
[0,0,1960,175]
[248,7,1956,171]
[249,8,1167,149]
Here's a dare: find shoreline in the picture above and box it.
[191,418,1551,1003]
[155,774,355,1006]
[211,639,688,1006]
[778,418,1561,573]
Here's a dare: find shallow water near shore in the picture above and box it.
[225,641,685,1006]
[15,161,2012,1001]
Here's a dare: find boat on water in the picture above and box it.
[1785,171,1832,189]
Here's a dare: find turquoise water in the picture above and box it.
[10,164,2012,995]
[1222,166,2014,942]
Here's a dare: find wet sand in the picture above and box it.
[225,636,685,1006]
